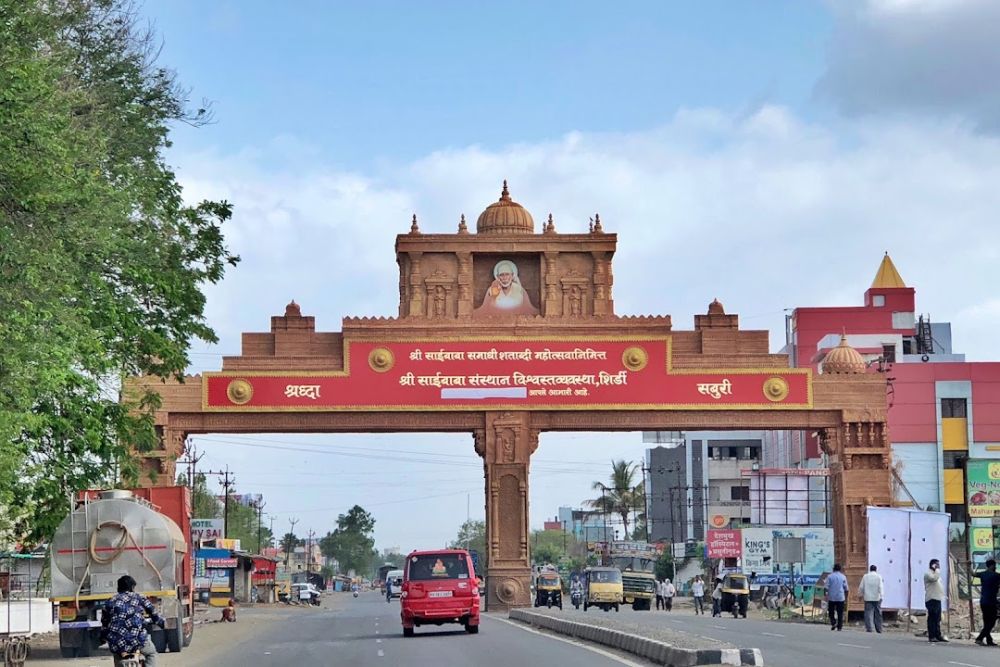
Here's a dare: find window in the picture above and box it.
[942,451,966,470]
[902,339,913,355]
[946,504,967,524]
[873,295,885,307]
[882,344,896,363]
[941,398,967,418]
[730,486,750,501]
[407,553,470,581]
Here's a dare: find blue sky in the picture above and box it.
[148,1,829,164]
[138,1,1000,553]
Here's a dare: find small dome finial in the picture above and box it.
[458,213,468,234]
[285,300,301,317]
[593,213,603,233]
[410,213,420,235]
[588,217,594,233]
[708,298,725,315]
[500,180,510,201]
[544,213,555,234]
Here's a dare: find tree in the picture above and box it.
[654,551,675,581]
[449,520,486,556]
[587,460,644,538]
[0,0,238,545]
[319,505,376,576]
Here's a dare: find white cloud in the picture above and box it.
[175,106,1000,549]
[818,0,1000,131]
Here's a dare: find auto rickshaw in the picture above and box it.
[582,567,623,612]
[534,571,563,609]
[720,572,750,618]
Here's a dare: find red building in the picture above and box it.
[788,255,1000,536]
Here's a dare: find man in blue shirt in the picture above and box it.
[102,575,164,666]
[975,559,999,647]
[825,563,849,631]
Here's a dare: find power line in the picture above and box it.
[202,466,236,538]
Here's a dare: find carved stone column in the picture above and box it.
[143,427,186,487]
[820,412,892,607]
[475,412,538,610]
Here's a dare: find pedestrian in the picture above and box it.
[655,578,665,610]
[825,563,849,631]
[663,578,675,611]
[692,576,705,615]
[858,565,883,633]
[974,559,999,647]
[711,577,723,617]
[923,558,948,642]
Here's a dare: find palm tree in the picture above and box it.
[588,460,645,539]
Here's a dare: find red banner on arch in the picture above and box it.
[203,338,811,411]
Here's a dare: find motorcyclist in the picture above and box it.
[570,578,584,604]
[102,575,164,667]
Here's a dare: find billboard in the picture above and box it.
[706,530,742,558]
[867,507,950,609]
[740,527,833,576]
[746,469,829,526]
[191,519,224,543]
[203,338,812,412]
[967,460,1000,518]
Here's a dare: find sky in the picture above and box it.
[140,0,1000,554]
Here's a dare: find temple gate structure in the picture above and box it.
[131,183,892,609]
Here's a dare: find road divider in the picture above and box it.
[508,609,764,666]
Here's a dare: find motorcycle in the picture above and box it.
[571,589,583,610]
[353,591,359,598]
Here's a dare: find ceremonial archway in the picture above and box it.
[131,184,891,609]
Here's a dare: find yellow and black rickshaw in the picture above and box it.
[582,567,623,612]
[534,571,563,609]
[720,572,750,618]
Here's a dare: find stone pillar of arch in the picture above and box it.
[475,412,538,610]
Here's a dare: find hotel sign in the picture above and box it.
[204,338,811,412]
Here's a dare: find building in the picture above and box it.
[645,432,763,545]
[789,254,1000,536]
[556,506,613,543]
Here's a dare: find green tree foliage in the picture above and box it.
[654,551,675,581]
[449,520,486,556]
[530,528,584,566]
[0,1,238,545]
[587,460,645,538]
[319,505,376,576]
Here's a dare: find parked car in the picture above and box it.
[291,582,321,606]
[400,549,480,637]
[385,569,404,600]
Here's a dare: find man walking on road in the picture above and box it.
[826,563,849,631]
[692,576,705,615]
[655,578,665,610]
[974,559,999,647]
[924,558,948,642]
[663,578,676,611]
[858,565,884,633]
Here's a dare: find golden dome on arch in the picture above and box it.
[476,180,535,235]
[822,335,867,374]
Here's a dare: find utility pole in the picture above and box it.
[177,440,203,489]
[286,518,299,569]
[203,467,235,539]
[307,529,316,573]
[255,500,267,554]
[268,516,276,549]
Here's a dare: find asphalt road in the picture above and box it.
[572,605,998,667]
[191,593,648,667]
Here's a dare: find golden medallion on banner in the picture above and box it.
[226,379,253,405]
[621,346,649,372]
[762,376,790,402]
[368,347,395,373]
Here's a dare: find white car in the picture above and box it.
[291,582,321,605]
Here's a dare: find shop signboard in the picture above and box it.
[706,530,742,559]
[967,460,1000,518]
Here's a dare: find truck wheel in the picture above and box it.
[183,624,194,648]
[403,626,414,637]
[166,618,183,653]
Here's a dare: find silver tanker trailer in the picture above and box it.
[50,489,190,658]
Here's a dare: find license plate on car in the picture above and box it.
[429,591,453,598]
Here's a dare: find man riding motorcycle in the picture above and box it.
[102,575,164,667]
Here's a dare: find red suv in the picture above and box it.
[400,549,480,636]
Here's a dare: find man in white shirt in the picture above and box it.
[663,578,675,611]
[857,565,884,633]
[924,559,948,642]
[691,576,706,615]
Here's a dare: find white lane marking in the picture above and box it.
[948,662,985,667]
[376,639,382,644]
[837,642,871,649]
[710,624,727,629]
[761,632,785,637]
[490,616,646,667]
[377,649,385,657]
[264,652,271,655]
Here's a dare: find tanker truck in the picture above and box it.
[50,487,194,658]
